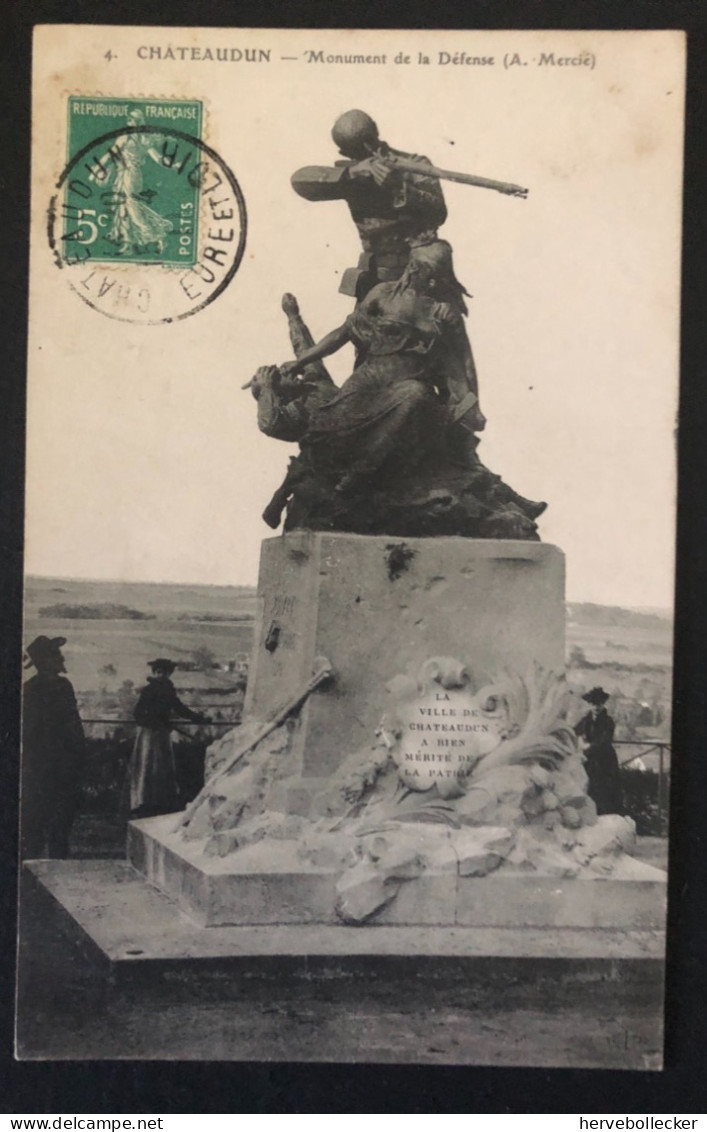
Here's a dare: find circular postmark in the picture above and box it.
[48,123,247,324]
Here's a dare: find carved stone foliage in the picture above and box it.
[172,660,666,925]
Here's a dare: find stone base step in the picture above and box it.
[24,858,666,966]
[17,860,665,1067]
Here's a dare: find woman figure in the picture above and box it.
[279,240,474,495]
[101,108,174,255]
[575,686,623,815]
[129,658,206,818]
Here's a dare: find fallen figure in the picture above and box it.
[246,281,546,540]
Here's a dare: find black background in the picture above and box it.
[1,0,706,1115]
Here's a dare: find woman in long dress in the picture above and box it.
[574,686,623,815]
[129,658,206,818]
[279,240,475,495]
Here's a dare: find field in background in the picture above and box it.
[23,576,672,735]
[565,602,672,756]
[24,576,257,720]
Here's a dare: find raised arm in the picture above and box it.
[280,321,352,377]
[170,686,205,724]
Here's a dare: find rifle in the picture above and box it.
[374,153,528,199]
[174,656,335,833]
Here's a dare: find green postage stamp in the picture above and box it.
[55,94,246,323]
[65,96,204,267]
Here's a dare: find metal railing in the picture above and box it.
[75,719,238,829]
[68,720,237,857]
[80,718,237,738]
[81,719,235,726]
[615,739,670,836]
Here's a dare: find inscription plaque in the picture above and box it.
[393,687,507,792]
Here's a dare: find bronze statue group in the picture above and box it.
[247,109,546,539]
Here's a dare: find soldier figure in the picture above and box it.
[292,111,492,436]
[291,109,448,300]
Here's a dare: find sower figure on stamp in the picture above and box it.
[21,636,86,859]
[129,658,208,818]
[575,687,623,816]
[90,107,174,256]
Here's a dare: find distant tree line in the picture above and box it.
[38,602,155,620]
[566,603,671,631]
[176,612,255,622]
[567,645,668,675]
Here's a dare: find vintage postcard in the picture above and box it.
[18,25,684,1067]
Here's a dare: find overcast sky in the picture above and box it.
[26,27,684,609]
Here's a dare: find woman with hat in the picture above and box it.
[574,687,623,816]
[129,658,207,818]
[277,239,484,496]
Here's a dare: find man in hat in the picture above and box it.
[291,109,448,301]
[129,658,207,818]
[575,687,623,816]
[21,636,86,858]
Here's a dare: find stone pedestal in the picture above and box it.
[245,533,565,807]
[122,533,668,942]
